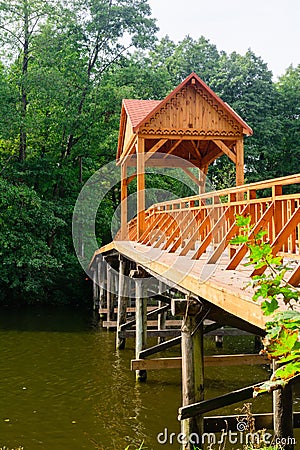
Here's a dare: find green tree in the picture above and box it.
[0,0,62,160]
[274,65,300,178]
[0,177,65,303]
[209,49,278,183]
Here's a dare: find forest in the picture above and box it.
[0,0,299,305]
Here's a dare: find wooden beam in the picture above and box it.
[212,140,237,164]
[178,382,265,420]
[203,412,300,433]
[207,204,250,264]
[120,162,128,239]
[183,167,202,187]
[125,329,181,339]
[144,139,168,162]
[171,298,202,316]
[179,213,210,256]
[137,137,145,239]
[191,140,202,160]
[132,357,182,370]
[125,172,137,185]
[139,336,181,359]
[169,210,203,254]
[201,148,223,167]
[235,139,244,186]
[226,203,275,270]
[288,264,300,287]
[251,207,300,277]
[119,305,170,331]
[119,136,137,166]
[163,139,183,158]
[273,360,294,450]
[113,318,182,330]
[135,278,147,381]
[181,317,204,447]
[191,206,231,260]
[116,256,129,349]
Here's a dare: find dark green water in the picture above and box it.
[0,307,299,450]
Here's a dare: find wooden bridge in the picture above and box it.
[89,73,300,449]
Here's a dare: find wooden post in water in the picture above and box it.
[92,267,98,311]
[116,256,129,349]
[273,361,294,450]
[98,258,107,318]
[106,264,115,329]
[132,269,147,382]
[174,299,204,450]
[158,282,167,344]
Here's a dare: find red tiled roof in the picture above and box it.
[123,99,162,129]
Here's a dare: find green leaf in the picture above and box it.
[272,361,300,381]
[261,298,279,315]
[266,326,299,358]
[230,235,249,244]
[256,229,268,240]
[235,214,251,227]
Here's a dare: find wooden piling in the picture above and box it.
[181,302,204,450]
[158,300,167,344]
[106,264,115,329]
[116,256,129,349]
[98,259,107,318]
[135,276,147,382]
[92,267,98,311]
[273,361,294,450]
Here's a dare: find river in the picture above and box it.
[0,306,299,450]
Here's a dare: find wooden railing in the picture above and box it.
[122,174,300,286]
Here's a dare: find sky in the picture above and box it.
[147,0,299,79]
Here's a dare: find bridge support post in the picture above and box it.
[273,362,294,450]
[176,299,204,450]
[106,264,116,329]
[98,258,107,318]
[158,282,167,344]
[92,268,98,311]
[133,271,147,382]
[116,256,129,349]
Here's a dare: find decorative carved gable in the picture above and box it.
[139,84,243,137]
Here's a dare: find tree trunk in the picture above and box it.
[19,1,29,161]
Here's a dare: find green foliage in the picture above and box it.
[0,1,298,304]
[0,177,64,302]
[232,215,300,395]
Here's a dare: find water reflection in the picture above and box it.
[0,307,299,450]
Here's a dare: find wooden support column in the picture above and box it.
[132,270,148,382]
[235,139,244,187]
[92,268,98,311]
[273,362,294,450]
[116,256,129,350]
[178,299,204,449]
[158,300,167,344]
[137,137,145,239]
[158,282,167,344]
[120,162,128,240]
[98,259,107,317]
[106,264,115,329]
[199,164,208,195]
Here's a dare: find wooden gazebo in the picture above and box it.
[117,72,253,239]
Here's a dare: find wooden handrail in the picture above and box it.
[150,173,300,210]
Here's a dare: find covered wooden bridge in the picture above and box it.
[89,73,300,449]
